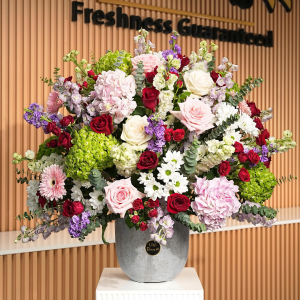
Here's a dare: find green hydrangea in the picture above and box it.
[236,163,277,204]
[94,50,133,75]
[65,127,118,180]
[36,136,64,160]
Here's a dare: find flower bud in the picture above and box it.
[75,67,81,73]
[199,40,207,49]
[12,152,19,159]
[81,58,87,64]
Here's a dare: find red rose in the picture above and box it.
[177,80,183,88]
[218,161,231,176]
[128,208,134,214]
[210,70,221,83]
[141,87,159,110]
[248,150,260,164]
[178,54,190,72]
[57,132,72,151]
[167,193,191,214]
[254,117,264,130]
[60,115,75,127]
[87,70,95,77]
[148,209,158,218]
[62,200,84,217]
[261,129,270,140]
[47,139,58,148]
[139,222,148,231]
[234,141,244,154]
[238,153,248,163]
[173,129,185,142]
[238,168,250,182]
[131,215,140,224]
[145,71,156,83]
[256,134,266,146]
[90,115,113,136]
[137,151,158,170]
[264,156,271,168]
[93,75,99,81]
[247,101,261,118]
[147,199,159,208]
[64,76,72,83]
[46,122,57,134]
[52,126,61,136]
[164,128,174,142]
[82,81,88,88]
[132,198,144,210]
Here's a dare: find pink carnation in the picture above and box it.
[191,176,241,230]
[131,54,163,74]
[171,97,215,135]
[92,70,137,124]
[39,165,67,201]
[47,91,63,114]
[104,178,145,218]
[238,100,251,115]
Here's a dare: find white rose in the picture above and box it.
[121,116,152,150]
[183,70,214,97]
[204,53,213,62]
[25,150,35,160]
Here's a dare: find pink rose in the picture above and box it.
[170,97,215,135]
[131,54,163,75]
[104,178,145,218]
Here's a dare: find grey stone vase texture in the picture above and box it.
[115,218,189,283]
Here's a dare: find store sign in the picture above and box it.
[230,0,292,13]
[71,1,273,47]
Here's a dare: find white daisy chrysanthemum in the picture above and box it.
[163,151,184,170]
[71,185,84,202]
[26,180,40,212]
[166,173,189,194]
[224,129,242,143]
[88,189,106,214]
[144,181,164,200]
[157,163,178,183]
[138,172,155,185]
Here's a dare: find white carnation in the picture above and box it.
[238,113,259,137]
[216,103,238,125]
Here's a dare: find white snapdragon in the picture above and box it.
[189,51,198,64]
[166,73,178,90]
[171,59,181,69]
[206,140,221,154]
[158,90,174,119]
[153,73,166,90]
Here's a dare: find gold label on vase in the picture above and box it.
[145,241,161,256]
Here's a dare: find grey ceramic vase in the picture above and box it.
[115,218,189,283]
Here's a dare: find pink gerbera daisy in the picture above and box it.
[40,165,67,201]
[47,91,63,114]
[237,100,251,116]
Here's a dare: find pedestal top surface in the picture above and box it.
[97,267,203,292]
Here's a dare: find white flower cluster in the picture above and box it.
[71,179,106,215]
[195,137,235,174]
[215,102,259,139]
[28,153,65,173]
[110,143,141,177]
[153,71,178,91]
[138,151,188,200]
[157,90,174,119]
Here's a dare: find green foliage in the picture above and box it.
[181,140,200,175]
[173,212,206,233]
[65,127,119,180]
[207,56,216,73]
[276,175,297,186]
[88,169,107,191]
[125,215,134,229]
[15,168,41,184]
[236,163,278,204]
[239,203,278,220]
[228,76,264,106]
[133,61,145,95]
[36,136,65,160]
[201,114,240,143]
[178,91,191,101]
[40,67,61,86]
[93,50,133,75]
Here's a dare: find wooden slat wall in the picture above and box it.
[0,1,299,299]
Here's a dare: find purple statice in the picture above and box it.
[23,103,49,129]
[68,211,90,238]
[145,115,166,153]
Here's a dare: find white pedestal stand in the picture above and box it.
[96,267,204,300]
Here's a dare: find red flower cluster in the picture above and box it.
[256,129,270,146]
[132,198,144,210]
[46,122,73,151]
[62,199,84,217]
[87,70,100,81]
[90,114,113,136]
[218,161,231,176]
[60,115,74,127]
[167,193,191,214]
[137,151,158,170]
[164,128,185,142]
[147,199,160,208]
[247,101,261,118]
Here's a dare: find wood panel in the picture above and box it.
[0,224,299,300]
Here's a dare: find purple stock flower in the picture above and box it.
[68,211,90,238]
[174,44,181,54]
[162,49,177,60]
[145,115,166,153]
[169,67,178,73]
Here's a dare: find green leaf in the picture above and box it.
[178,92,191,100]
[125,216,134,229]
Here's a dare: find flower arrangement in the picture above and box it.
[13,29,297,245]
